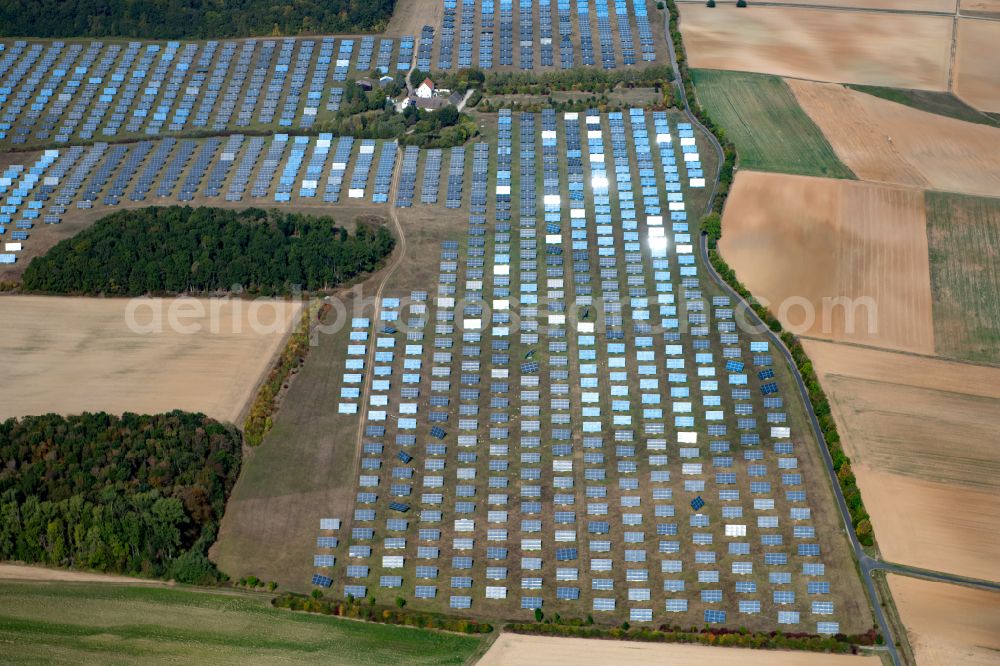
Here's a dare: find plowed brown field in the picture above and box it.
[888,575,1000,665]
[677,5,952,89]
[718,172,935,354]
[804,339,1000,581]
[954,18,1000,112]
[787,79,1000,197]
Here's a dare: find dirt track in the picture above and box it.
[478,634,882,665]
[0,563,166,585]
[677,4,953,89]
[719,172,935,354]
[787,79,1000,197]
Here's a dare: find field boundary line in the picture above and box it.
[797,334,1000,369]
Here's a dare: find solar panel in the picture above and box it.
[704,609,727,624]
[311,574,332,588]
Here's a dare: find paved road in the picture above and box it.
[658,8,909,664]
[865,558,1000,593]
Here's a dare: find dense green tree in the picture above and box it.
[0,0,396,39]
[22,207,395,296]
[0,412,241,580]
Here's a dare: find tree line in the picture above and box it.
[0,412,241,583]
[429,66,675,96]
[22,206,395,296]
[0,0,396,39]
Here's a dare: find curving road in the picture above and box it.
[658,8,908,664]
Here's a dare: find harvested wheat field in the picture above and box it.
[719,172,935,353]
[677,5,952,89]
[803,339,1000,581]
[787,79,1000,197]
[888,575,1000,665]
[954,18,1000,112]
[478,634,882,666]
[0,296,302,424]
[961,0,1000,14]
[723,0,956,9]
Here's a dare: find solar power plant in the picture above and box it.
[226,136,264,201]
[421,148,443,204]
[177,137,220,201]
[458,0,476,69]
[376,38,395,74]
[304,108,849,636]
[104,140,152,206]
[577,0,596,66]
[251,134,288,198]
[274,135,309,202]
[418,26,435,72]
[371,141,398,204]
[0,53,859,641]
[356,36,375,73]
[445,146,466,209]
[440,0,457,70]
[396,145,420,208]
[519,0,534,69]
[299,134,332,199]
[397,36,415,71]
[349,139,377,200]
[333,39,354,82]
[0,37,430,148]
[325,136,354,203]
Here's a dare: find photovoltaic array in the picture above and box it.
[313,109,843,635]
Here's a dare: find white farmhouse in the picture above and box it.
[416,77,435,99]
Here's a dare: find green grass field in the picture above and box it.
[691,70,854,179]
[0,582,486,665]
[925,192,1000,364]
[846,85,1000,128]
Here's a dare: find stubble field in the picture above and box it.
[803,339,1000,581]
[718,172,935,354]
[954,18,1000,112]
[0,295,302,424]
[887,575,1000,666]
[787,79,1000,197]
[478,633,882,665]
[677,5,953,89]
